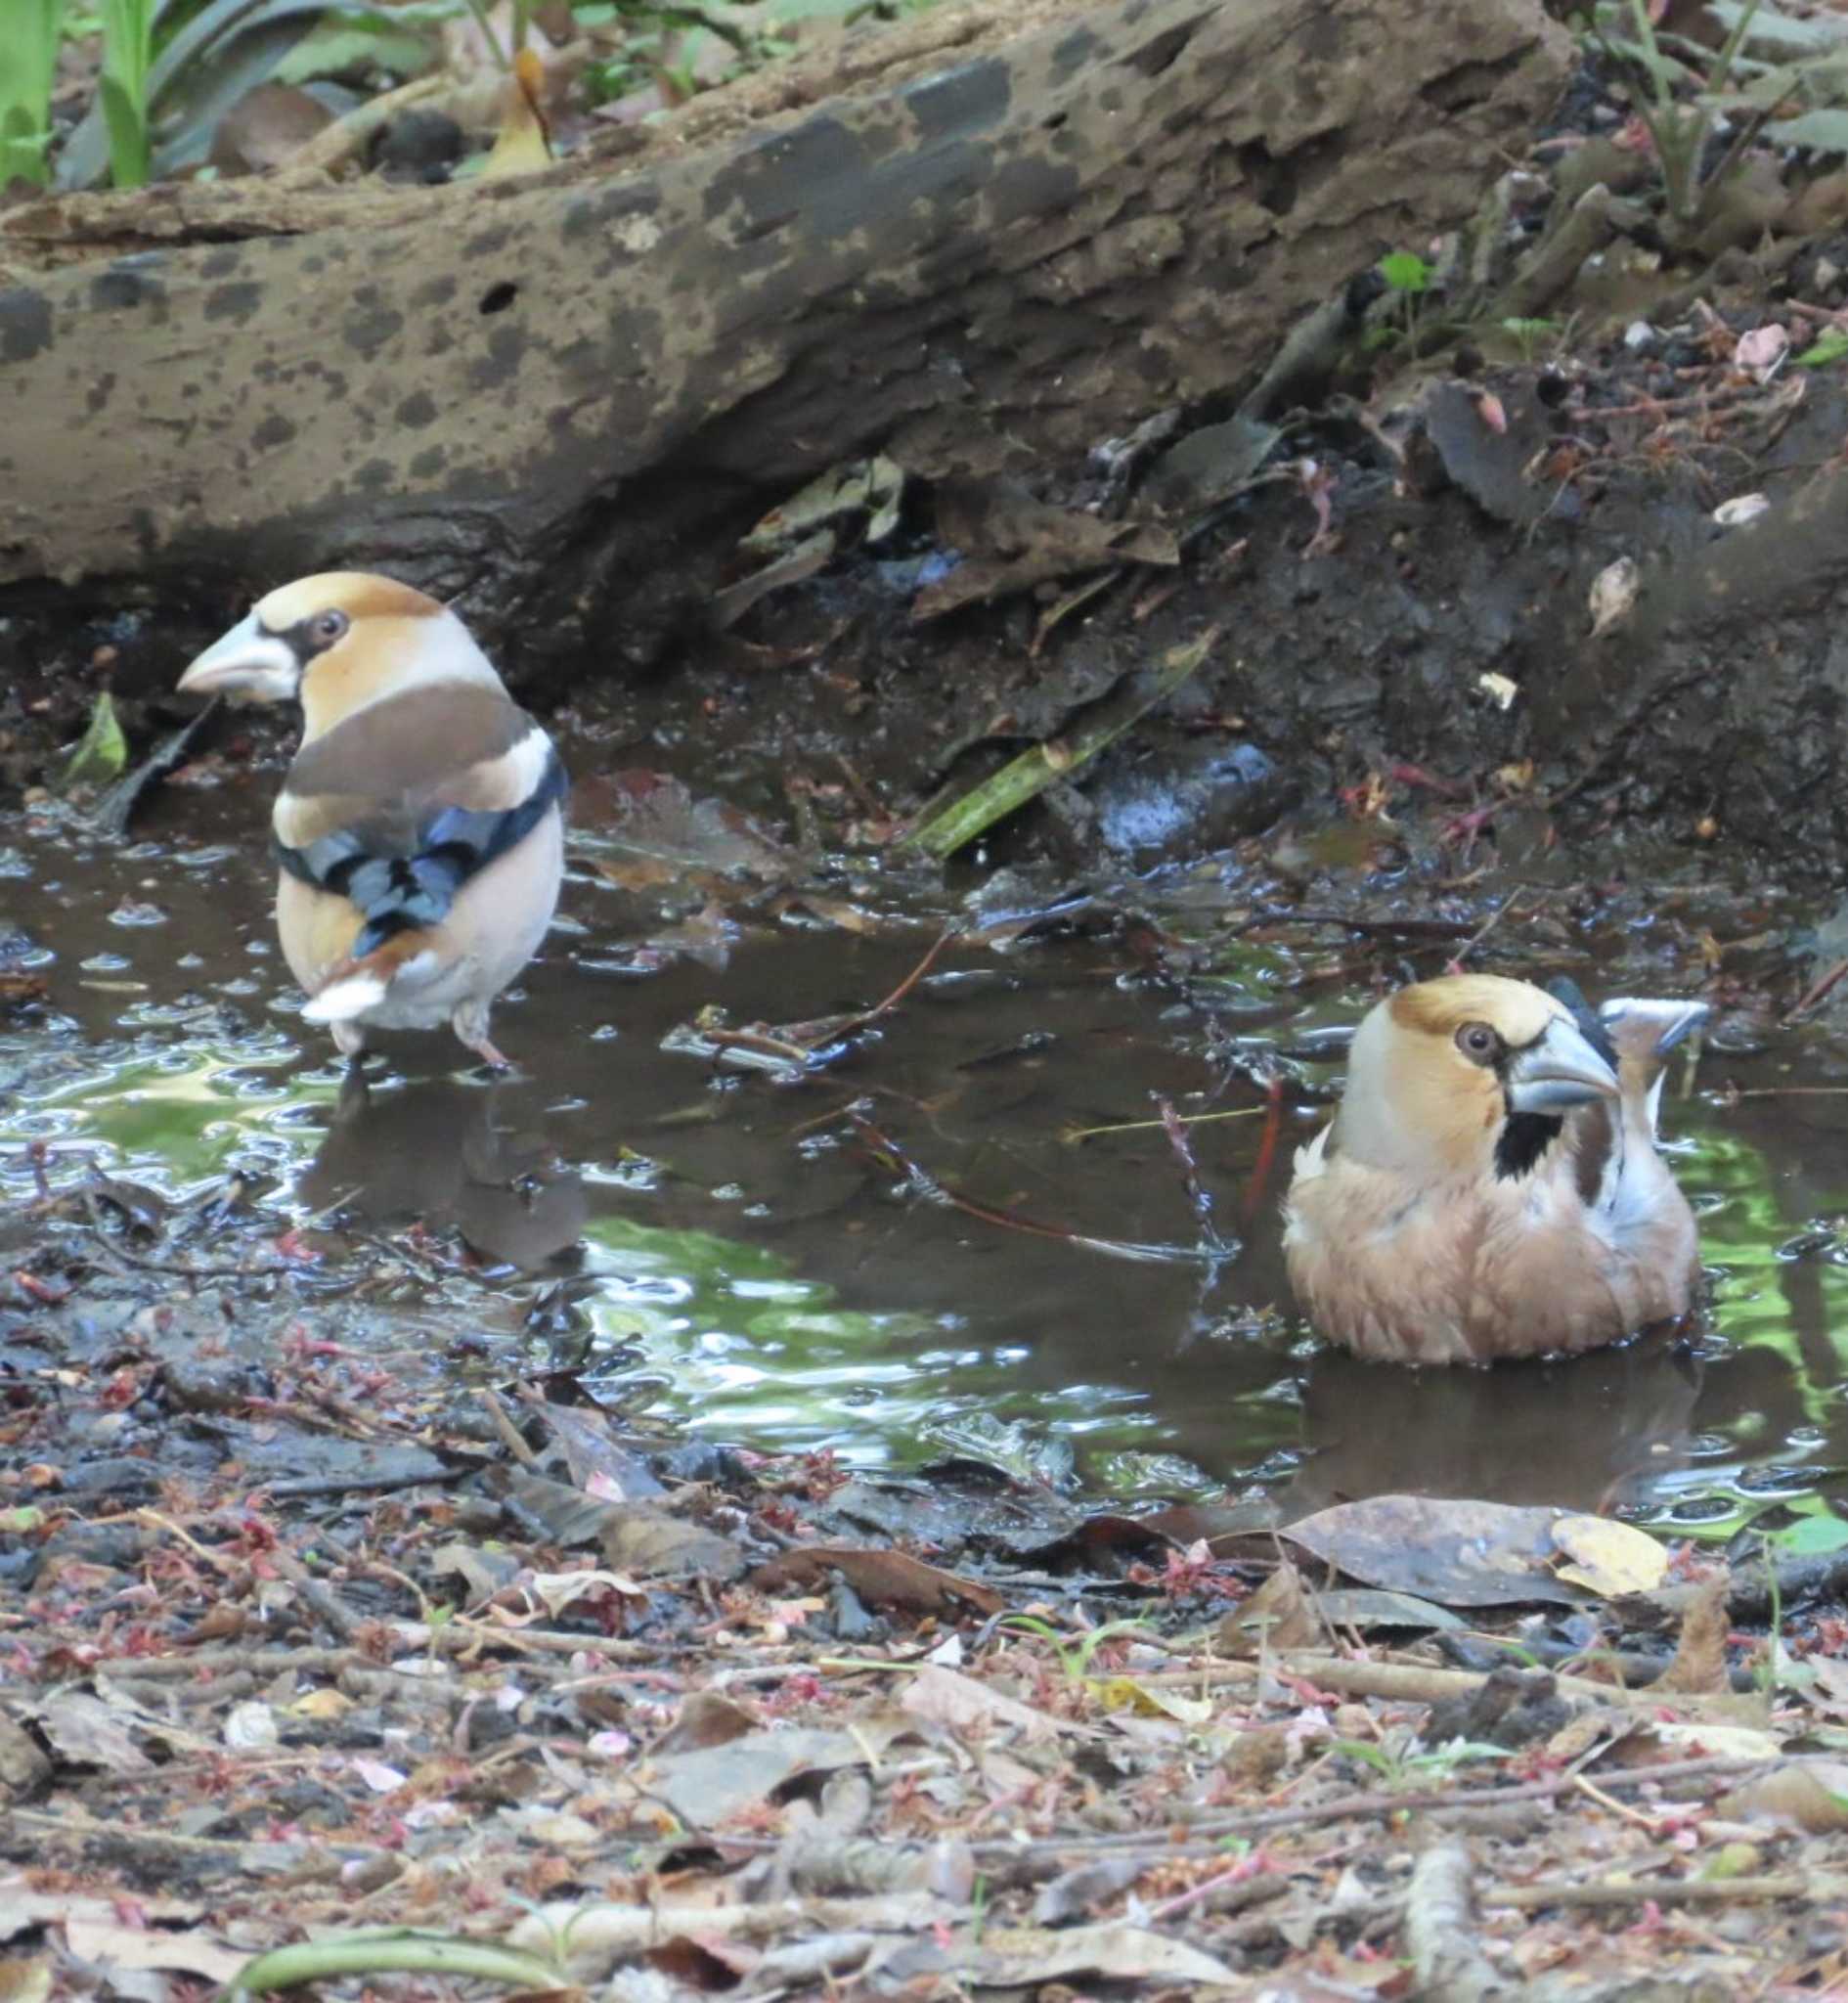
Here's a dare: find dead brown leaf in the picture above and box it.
[915,1921,1239,1988]
[913,477,1178,621]
[1653,1570,1731,1694]
[898,1664,1066,1741]
[1282,1495,1589,1608]
[62,1920,247,1986]
[747,1544,1003,1618]
[580,769,795,892]
[638,1727,876,1828]
[1719,1761,1848,1833]
[17,1694,156,1775]
[599,1506,741,1581]
[654,1690,759,1756]
[1218,1559,1329,1653]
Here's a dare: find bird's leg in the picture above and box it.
[452,1000,512,1073]
[330,1019,367,1060]
[333,1057,374,1123]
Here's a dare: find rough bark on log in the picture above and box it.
[0,0,1567,668]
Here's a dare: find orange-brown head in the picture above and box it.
[1331,973,1621,1182]
[176,572,504,742]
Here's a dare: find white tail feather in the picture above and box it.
[303,971,390,1024]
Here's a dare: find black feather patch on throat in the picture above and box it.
[1494,1109,1563,1180]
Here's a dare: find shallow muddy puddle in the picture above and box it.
[5,744,1848,1548]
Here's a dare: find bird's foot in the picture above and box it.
[453,1003,512,1073]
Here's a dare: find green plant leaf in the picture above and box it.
[227,1928,564,1995]
[64,691,130,788]
[1378,250,1430,293]
[62,0,331,189]
[1796,328,1848,369]
[1764,109,1848,155]
[907,629,1216,859]
[1707,0,1847,52]
[0,0,62,186]
[1774,1508,1848,1554]
[98,69,150,186]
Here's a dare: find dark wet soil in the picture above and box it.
[6,723,1848,1547]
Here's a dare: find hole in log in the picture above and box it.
[1122,16,1202,78]
[479,282,519,315]
[1236,140,1298,217]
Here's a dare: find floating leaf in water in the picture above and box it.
[63,691,129,789]
[580,770,796,891]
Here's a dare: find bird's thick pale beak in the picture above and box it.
[1507,1014,1622,1113]
[1601,998,1708,1059]
[176,612,298,704]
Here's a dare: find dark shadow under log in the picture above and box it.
[0,0,1567,670]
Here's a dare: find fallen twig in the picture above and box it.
[1406,1842,1509,2003]
[268,1546,367,1647]
[851,1112,1217,1265]
[1483,1871,1841,1911]
[949,1753,1778,1856]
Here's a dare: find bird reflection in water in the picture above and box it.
[1285,1329,1706,1517]
[296,1069,587,1272]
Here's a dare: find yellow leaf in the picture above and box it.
[479,48,551,182]
[1092,1677,1213,1725]
[1551,1515,1668,1596]
[289,1687,353,1720]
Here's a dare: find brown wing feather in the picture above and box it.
[274,683,541,852]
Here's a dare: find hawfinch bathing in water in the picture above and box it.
[1283,974,1704,1365]
[176,573,565,1069]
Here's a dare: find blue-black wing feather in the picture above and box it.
[277,748,567,958]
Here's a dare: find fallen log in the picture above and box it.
[0,0,1566,674]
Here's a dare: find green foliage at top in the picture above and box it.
[0,0,62,185]
[98,0,155,186]
[1576,0,1848,236]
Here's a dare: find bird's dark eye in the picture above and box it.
[1456,1021,1499,1064]
[310,609,349,646]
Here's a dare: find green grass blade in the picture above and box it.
[224,1928,565,1997]
[907,626,1219,860]
[0,0,62,186]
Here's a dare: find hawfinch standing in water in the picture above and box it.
[1283,974,1704,1365]
[176,573,565,1069]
